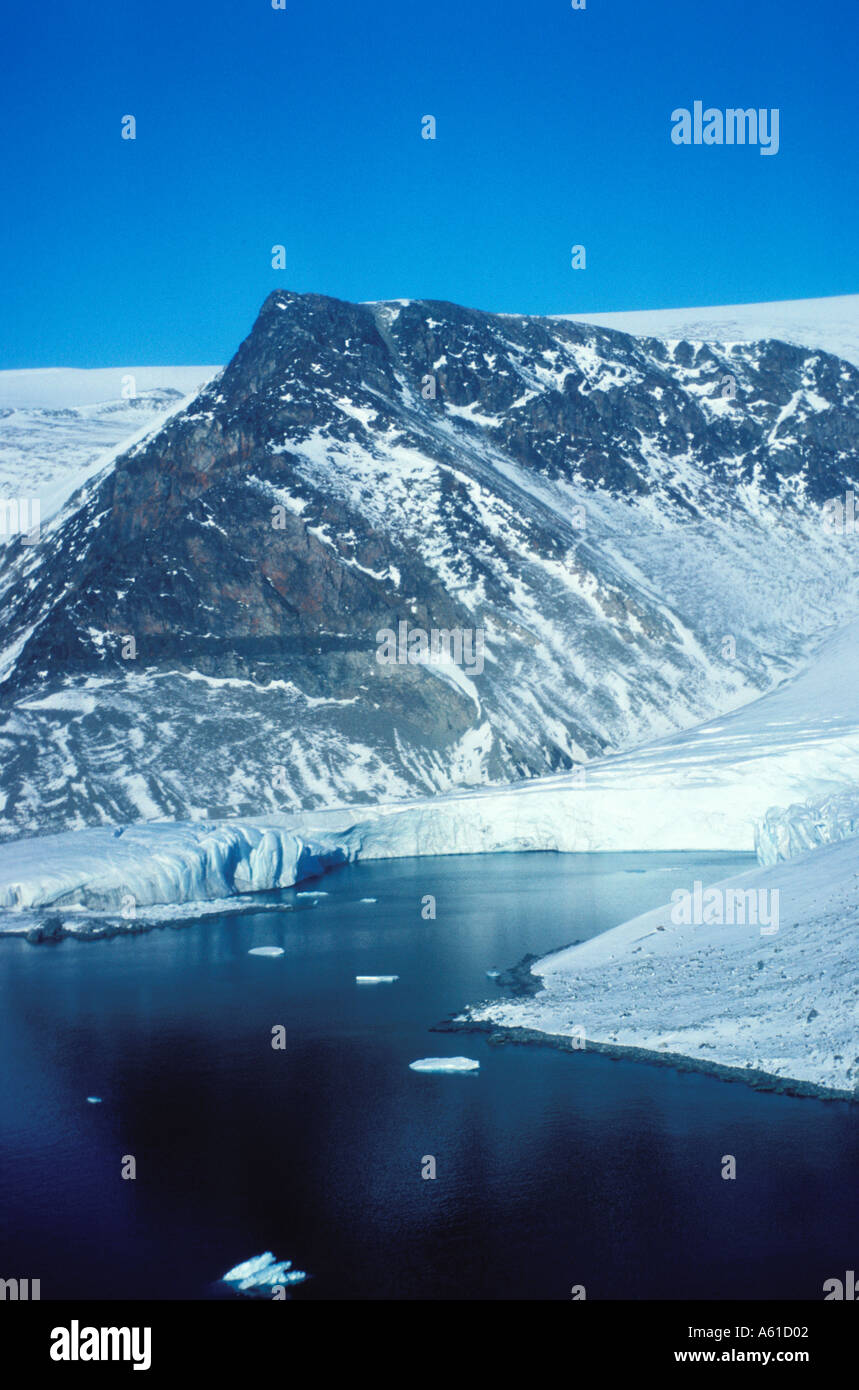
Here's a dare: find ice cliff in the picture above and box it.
[0,820,347,913]
[755,788,859,865]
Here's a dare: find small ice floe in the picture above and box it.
[409,1057,480,1073]
[223,1252,278,1283]
[86,1096,103,1104]
[356,975,398,984]
[247,946,284,957]
[222,1252,308,1295]
[359,898,377,903]
[236,1261,293,1290]
[296,891,327,900]
[486,969,501,980]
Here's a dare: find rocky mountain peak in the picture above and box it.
[0,290,856,838]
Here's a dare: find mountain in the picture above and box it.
[0,290,857,840]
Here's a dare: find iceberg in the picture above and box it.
[221,1252,308,1295]
[409,1057,480,1073]
[247,947,284,957]
[355,975,398,984]
[86,1096,102,1104]
[222,1253,277,1283]
[359,898,377,903]
[236,1261,293,1289]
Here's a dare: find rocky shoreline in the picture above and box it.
[0,899,309,944]
[435,949,859,1105]
[434,1015,858,1103]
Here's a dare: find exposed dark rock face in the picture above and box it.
[0,289,857,838]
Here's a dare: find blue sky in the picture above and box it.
[1,0,856,367]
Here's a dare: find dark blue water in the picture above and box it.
[1,850,857,1301]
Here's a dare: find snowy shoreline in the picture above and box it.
[1,609,858,1103]
[439,1016,858,1104]
[454,837,859,1100]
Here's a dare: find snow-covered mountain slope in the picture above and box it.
[3,611,859,919]
[0,291,857,838]
[221,610,859,859]
[0,366,219,529]
[458,834,859,1099]
[560,294,859,370]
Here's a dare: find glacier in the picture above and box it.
[3,614,859,924]
[559,293,859,370]
[755,787,859,865]
[0,820,347,916]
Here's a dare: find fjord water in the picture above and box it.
[1,850,858,1302]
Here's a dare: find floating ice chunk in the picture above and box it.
[296,891,327,899]
[409,1057,479,1073]
[222,1252,308,1296]
[248,946,284,957]
[86,1096,103,1104]
[359,898,377,903]
[223,1252,276,1283]
[237,1260,293,1290]
[486,969,501,979]
[356,975,398,984]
